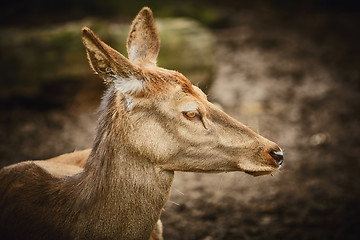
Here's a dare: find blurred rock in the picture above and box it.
[156,18,215,92]
[309,132,331,146]
[0,17,215,99]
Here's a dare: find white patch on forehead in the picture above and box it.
[180,102,199,112]
[114,75,145,94]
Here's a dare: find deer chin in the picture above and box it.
[237,162,279,177]
[244,170,274,176]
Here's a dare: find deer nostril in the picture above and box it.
[269,150,284,166]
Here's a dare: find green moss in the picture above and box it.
[0,17,215,98]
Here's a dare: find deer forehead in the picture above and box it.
[129,85,201,115]
[164,85,204,106]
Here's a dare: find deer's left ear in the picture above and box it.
[127,7,160,66]
[82,27,146,95]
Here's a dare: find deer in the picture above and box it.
[0,7,284,240]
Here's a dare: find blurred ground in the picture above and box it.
[1,2,360,240]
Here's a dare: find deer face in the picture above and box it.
[125,70,282,175]
[82,7,283,176]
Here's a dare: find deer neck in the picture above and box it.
[70,88,174,239]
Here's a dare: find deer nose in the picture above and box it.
[269,149,284,166]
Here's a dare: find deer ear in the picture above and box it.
[127,7,160,65]
[82,27,145,95]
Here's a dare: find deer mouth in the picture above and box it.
[244,170,274,176]
[237,159,281,176]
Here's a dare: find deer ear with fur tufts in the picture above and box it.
[127,7,160,66]
[81,27,145,95]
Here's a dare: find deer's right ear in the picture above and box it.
[81,27,145,95]
[126,7,160,65]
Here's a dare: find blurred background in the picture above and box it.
[1,0,360,239]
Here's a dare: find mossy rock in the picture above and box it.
[0,18,215,99]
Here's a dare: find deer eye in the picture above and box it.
[183,111,199,120]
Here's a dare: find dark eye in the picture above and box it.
[183,111,199,120]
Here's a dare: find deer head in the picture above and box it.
[81,7,283,176]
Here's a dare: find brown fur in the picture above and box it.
[0,7,282,240]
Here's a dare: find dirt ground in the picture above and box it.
[1,8,360,240]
